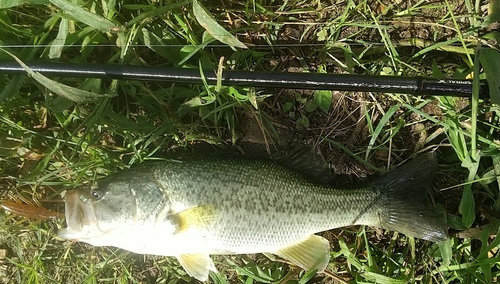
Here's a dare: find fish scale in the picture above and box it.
[59,153,448,281]
[147,157,378,251]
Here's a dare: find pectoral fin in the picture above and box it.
[168,204,218,234]
[176,253,217,282]
[273,234,330,273]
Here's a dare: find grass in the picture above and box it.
[0,0,499,283]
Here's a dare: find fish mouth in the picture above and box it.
[58,190,99,239]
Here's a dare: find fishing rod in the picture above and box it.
[0,61,491,99]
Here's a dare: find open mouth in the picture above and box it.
[58,190,98,238]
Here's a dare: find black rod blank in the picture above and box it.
[0,61,489,98]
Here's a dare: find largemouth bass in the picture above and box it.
[58,152,447,281]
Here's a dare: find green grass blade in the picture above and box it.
[494,155,500,194]
[321,136,384,173]
[192,0,247,49]
[362,271,408,284]
[298,269,319,284]
[459,153,480,228]
[0,75,24,103]
[438,239,453,266]
[49,0,115,32]
[0,0,48,8]
[365,104,400,159]
[124,1,189,27]
[225,259,273,283]
[1,49,111,103]
[49,17,68,59]
[479,48,500,104]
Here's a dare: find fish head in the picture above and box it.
[58,175,159,245]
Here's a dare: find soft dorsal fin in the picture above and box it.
[273,234,330,273]
[167,205,218,234]
[272,147,335,185]
[176,253,217,281]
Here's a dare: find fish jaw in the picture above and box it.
[58,190,109,245]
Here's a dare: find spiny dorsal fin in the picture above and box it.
[273,234,330,273]
[176,253,217,281]
[167,205,218,234]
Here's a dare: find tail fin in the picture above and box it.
[374,153,448,242]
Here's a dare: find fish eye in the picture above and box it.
[90,189,103,200]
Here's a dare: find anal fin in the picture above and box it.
[273,234,330,273]
[176,253,216,282]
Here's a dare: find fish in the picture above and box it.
[58,152,447,281]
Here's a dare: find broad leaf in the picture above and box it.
[313,90,332,113]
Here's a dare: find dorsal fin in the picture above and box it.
[272,147,335,185]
